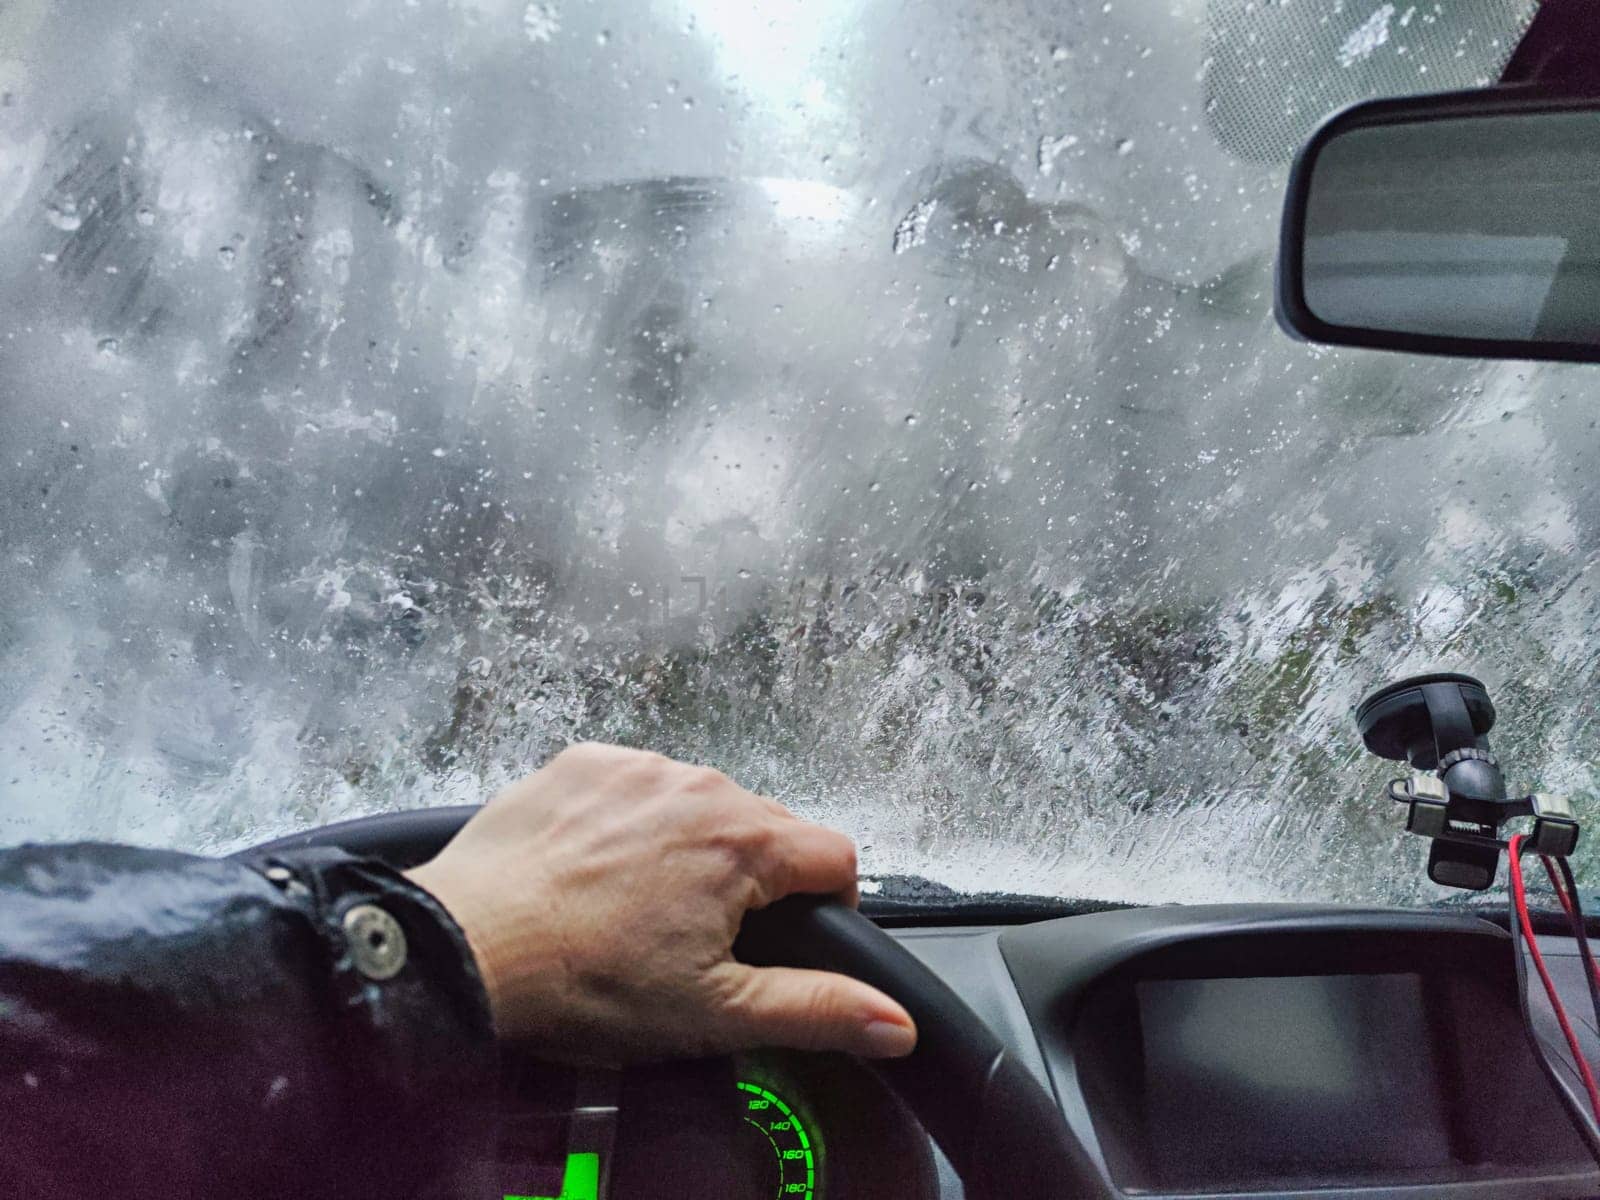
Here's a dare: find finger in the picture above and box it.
[715,963,917,1058]
[760,820,861,908]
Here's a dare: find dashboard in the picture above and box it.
[463,905,1600,1200]
[254,813,1600,1200]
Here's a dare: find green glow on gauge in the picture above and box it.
[504,1151,599,1200]
[737,1079,816,1200]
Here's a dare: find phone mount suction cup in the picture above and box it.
[1356,673,1578,890]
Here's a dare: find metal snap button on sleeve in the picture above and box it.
[342,903,408,981]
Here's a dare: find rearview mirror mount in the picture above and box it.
[1277,86,1600,363]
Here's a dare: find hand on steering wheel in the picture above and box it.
[255,746,1110,1200]
[405,742,918,1065]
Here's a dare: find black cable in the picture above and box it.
[1552,855,1600,1042]
[1508,843,1600,1165]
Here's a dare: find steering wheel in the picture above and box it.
[247,807,1108,1200]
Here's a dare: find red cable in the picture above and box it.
[1509,833,1600,1125]
[1542,854,1577,920]
[1538,854,1600,996]
[1536,857,1574,915]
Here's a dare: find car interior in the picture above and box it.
[11,0,1600,1197]
[244,4,1600,1197]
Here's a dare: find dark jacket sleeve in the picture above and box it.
[0,841,496,1200]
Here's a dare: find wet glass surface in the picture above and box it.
[1,0,1583,904]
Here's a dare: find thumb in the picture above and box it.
[716,964,918,1059]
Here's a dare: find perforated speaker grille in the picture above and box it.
[1205,0,1540,162]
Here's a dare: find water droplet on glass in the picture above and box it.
[218,245,237,265]
[431,447,447,458]
[893,198,938,254]
[45,200,82,232]
[737,568,751,579]
[1115,138,1135,156]
[135,207,156,227]
[596,28,611,44]
[1337,3,1395,68]
[945,296,957,307]
[523,1,560,43]
[1037,133,1078,175]
[96,337,119,356]
[868,481,882,492]
[904,414,919,427]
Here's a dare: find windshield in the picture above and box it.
[1,0,1579,906]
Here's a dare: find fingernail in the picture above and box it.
[860,1019,917,1058]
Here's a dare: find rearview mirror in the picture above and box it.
[1277,89,1600,362]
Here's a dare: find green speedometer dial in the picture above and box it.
[736,1080,816,1200]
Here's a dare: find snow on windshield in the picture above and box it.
[0,0,1579,905]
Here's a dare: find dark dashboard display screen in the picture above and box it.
[1136,973,1453,1188]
